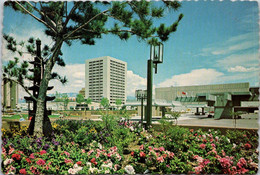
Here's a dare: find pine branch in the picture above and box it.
[63,1,80,28]
[14,1,57,34]
[26,1,58,33]
[64,9,110,40]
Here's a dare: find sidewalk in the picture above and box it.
[131,113,259,130]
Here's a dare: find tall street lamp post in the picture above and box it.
[146,43,163,129]
[135,89,147,126]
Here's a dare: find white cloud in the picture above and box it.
[48,64,85,94]
[227,66,259,73]
[216,53,258,69]
[211,41,258,55]
[127,70,147,97]
[2,27,53,62]
[158,69,224,87]
[200,32,258,56]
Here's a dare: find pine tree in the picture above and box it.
[5,1,183,137]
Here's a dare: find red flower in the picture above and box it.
[140,151,146,158]
[76,161,82,166]
[26,158,32,164]
[11,154,21,161]
[131,151,134,156]
[40,150,47,155]
[36,159,46,166]
[199,144,206,149]
[91,158,98,165]
[19,169,27,175]
[244,143,251,149]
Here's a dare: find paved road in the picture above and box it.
[130,113,259,129]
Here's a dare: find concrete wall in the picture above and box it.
[155,82,250,101]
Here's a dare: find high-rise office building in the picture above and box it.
[85,56,127,104]
[1,80,19,110]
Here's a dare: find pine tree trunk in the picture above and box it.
[33,39,63,137]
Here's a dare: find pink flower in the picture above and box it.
[219,157,233,169]
[8,146,15,155]
[211,143,215,147]
[87,149,94,156]
[140,144,144,150]
[237,158,247,168]
[244,143,251,149]
[221,150,226,156]
[64,158,73,164]
[81,149,86,153]
[40,150,47,155]
[2,146,6,156]
[159,147,165,152]
[168,152,174,159]
[29,153,35,159]
[64,151,70,157]
[96,152,100,158]
[140,151,146,158]
[7,165,16,174]
[194,165,203,174]
[203,159,210,166]
[36,159,46,166]
[107,153,112,157]
[237,168,249,174]
[157,156,164,163]
[148,146,153,151]
[200,144,206,149]
[30,166,37,174]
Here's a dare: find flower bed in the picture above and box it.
[1,116,258,174]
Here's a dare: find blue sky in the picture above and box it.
[1,1,259,98]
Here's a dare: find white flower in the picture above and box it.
[129,126,134,131]
[4,158,13,166]
[105,170,110,174]
[77,167,83,172]
[89,167,98,174]
[107,162,113,169]
[232,143,237,149]
[208,129,211,132]
[215,136,219,141]
[202,135,206,139]
[98,142,103,149]
[86,162,92,167]
[227,138,230,143]
[68,168,77,174]
[125,165,135,174]
[73,164,79,169]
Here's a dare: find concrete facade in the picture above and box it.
[1,80,19,110]
[155,82,259,119]
[85,56,127,104]
[79,88,85,98]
